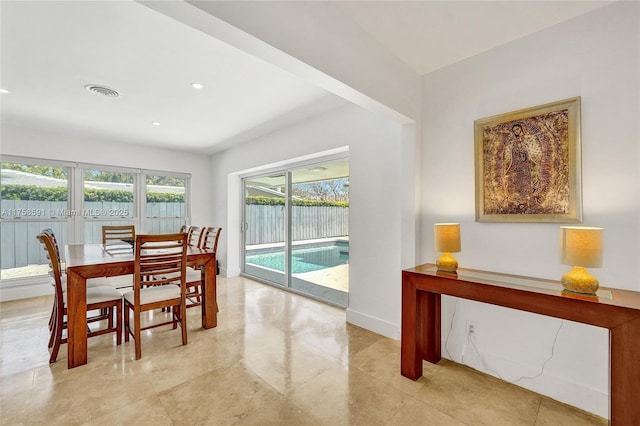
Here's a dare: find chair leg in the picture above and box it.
[134,309,142,360]
[180,303,187,346]
[124,302,130,343]
[116,302,122,346]
[49,310,64,364]
[48,304,57,348]
[48,298,55,331]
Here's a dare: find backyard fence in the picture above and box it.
[244,205,348,245]
[1,201,348,270]
[1,200,184,270]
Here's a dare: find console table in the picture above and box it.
[401,263,640,425]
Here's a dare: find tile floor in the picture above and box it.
[0,276,607,425]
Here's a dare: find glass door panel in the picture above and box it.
[243,173,287,286]
[290,162,349,307]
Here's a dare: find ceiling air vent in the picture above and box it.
[84,84,120,98]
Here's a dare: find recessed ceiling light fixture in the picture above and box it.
[0,88,9,94]
[84,84,120,98]
[190,82,203,90]
[152,122,161,126]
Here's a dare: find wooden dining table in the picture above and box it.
[64,243,218,369]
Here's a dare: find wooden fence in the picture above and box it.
[1,200,183,269]
[244,205,348,245]
[1,201,348,269]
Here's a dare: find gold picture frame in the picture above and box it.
[474,97,582,223]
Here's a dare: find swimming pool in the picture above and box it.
[246,245,348,274]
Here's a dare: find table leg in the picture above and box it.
[610,316,640,425]
[422,290,441,364]
[66,269,88,368]
[401,274,421,380]
[201,253,218,329]
[402,273,443,381]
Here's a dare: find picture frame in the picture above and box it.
[474,97,582,223]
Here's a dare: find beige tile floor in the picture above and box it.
[0,276,607,426]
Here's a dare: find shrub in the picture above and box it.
[246,196,348,207]
[1,185,184,203]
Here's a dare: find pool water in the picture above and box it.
[246,246,348,274]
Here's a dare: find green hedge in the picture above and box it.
[246,196,348,207]
[1,185,68,201]
[1,185,184,203]
[1,186,345,206]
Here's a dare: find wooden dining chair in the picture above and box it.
[101,225,136,289]
[157,225,204,310]
[102,224,136,245]
[40,229,112,332]
[184,226,222,308]
[37,231,123,364]
[123,233,188,360]
[186,225,203,247]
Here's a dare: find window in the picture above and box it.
[1,160,71,280]
[144,173,187,234]
[83,168,136,244]
[0,156,190,285]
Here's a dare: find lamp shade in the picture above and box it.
[434,223,461,253]
[559,226,603,268]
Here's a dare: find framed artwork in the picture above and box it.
[474,97,582,223]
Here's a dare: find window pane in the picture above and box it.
[83,169,135,244]
[1,162,68,219]
[84,169,134,218]
[146,175,186,219]
[1,162,69,280]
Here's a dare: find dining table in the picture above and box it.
[64,243,218,369]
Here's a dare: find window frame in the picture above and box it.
[1,155,191,286]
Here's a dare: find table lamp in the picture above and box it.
[434,223,461,274]
[559,226,603,295]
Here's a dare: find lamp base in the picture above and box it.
[561,266,599,295]
[436,253,458,274]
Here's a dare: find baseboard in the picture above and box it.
[0,277,53,301]
[345,307,400,340]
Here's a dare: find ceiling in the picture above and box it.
[0,1,612,155]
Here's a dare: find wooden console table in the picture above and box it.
[401,263,640,425]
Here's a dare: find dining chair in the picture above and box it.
[102,225,136,290]
[123,233,188,360]
[157,225,203,310]
[186,225,203,247]
[185,226,222,308]
[37,231,123,364]
[102,224,136,245]
[40,229,112,332]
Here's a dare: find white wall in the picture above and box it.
[1,121,214,227]
[210,104,409,338]
[420,2,639,417]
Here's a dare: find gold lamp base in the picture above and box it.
[436,252,458,274]
[561,266,599,295]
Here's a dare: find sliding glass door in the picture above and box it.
[243,160,349,307]
[243,173,287,286]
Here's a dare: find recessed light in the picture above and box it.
[190,82,203,90]
[152,122,161,126]
[0,88,9,94]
